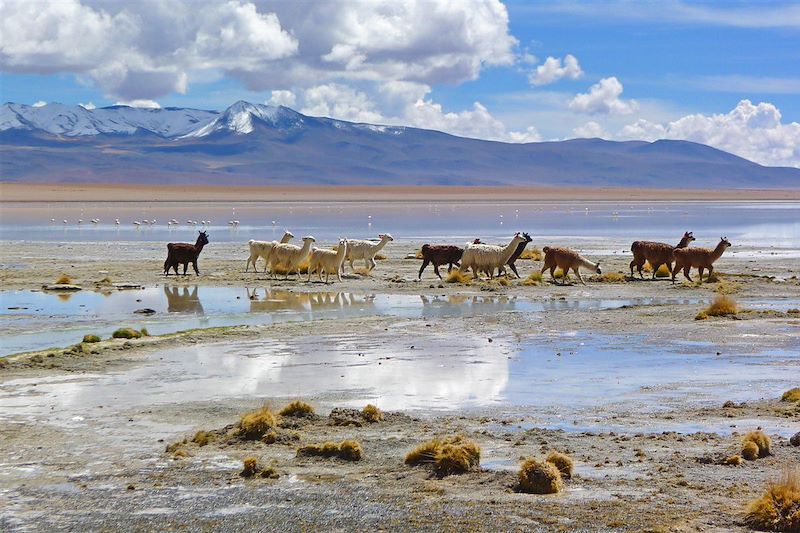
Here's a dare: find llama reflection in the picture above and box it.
[247,289,376,314]
[164,285,205,315]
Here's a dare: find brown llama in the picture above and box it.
[630,231,695,279]
[540,246,601,285]
[671,237,731,283]
[164,231,209,276]
[418,244,464,280]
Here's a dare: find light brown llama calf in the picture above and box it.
[630,231,695,279]
[671,237,731,283]
[540,246,601,285]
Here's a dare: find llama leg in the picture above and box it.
[433,263,442,280]
[707,265,714,281]
[683,266,693,282]
[193,261,199,276]
[549,265,557,284]
[650,262,660,280]
[698,267,705,282]
[509,263,519,279]
[576,268,585,285]
[419,258,430,279]
[629,259,635,278]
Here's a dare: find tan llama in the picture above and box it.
[540,246,601,285]
[671,237,731,283]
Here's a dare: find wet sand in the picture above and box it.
[1,238,799,531]
[3,181,800,202]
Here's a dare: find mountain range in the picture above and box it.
[1,101,798,188]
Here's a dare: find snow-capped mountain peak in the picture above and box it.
[184,101,305,137]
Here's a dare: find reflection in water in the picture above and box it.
[164,286,204,315]
[246,288,377,314]
[56,293,73,302]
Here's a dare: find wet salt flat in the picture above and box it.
[1,328,797,436]
[1,200,798,249]
[0,286,723,357]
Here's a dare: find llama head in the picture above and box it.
[595,262,602,274]
[720,237,731,248]
[472,238,482,244]
[683,231,695,242]
[302,235,316,243]
[197,231,209,245]
[379,233,394,241]
[284,230,294,239]
[522,232,532,242]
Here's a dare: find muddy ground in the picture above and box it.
[1,239,799,532]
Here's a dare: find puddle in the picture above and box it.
[0,286,713,356]
[1,329,797,436]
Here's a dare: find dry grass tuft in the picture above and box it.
[695,311,709,321]
[714,279,742,294]
[191,431,212,446]
[495,276,510,286]
[112,328,142,339]
[523,271,543,286]
[271,259,311,275]
[592,272,627,283]
[279,400,315,417]
[745,468,800,532]
[297,440,363,461]
[517,457,563,494]
[703,295,738,317]
[55,274,72,284]
[553,268,566,280]
[260,466,280,479]
[82,334,101,343]
[520,248,543,261]
[415,249,424,259]
[546,450,574,479]
[743,431,772,458]
[446,270,473,284]
[705,272,722,283]
[99,276,113,284]
[405,435,480,477]
[742,441,760,461]
[723,455,743,466]
[782,388,800,402]
[140,328,149,337]
[374,253,387,261]
[788,308,800,315]
[362,404,384,423]
[241,457,259,477]
[655,264,671,278]
[238,406,278,440]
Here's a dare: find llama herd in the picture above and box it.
[165,230,732,285]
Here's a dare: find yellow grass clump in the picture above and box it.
[238,406,278,440]
[374,253,387,261]
[415,249,424,259]
[241,457,259,477]
[271,259,311,276]
[782,388,800,402]
[405,435,480,477]
[446,270,472,284]
[297,439,363,461]
[723,455,743,466]
[523,271,543,286]
[553,268,566,279]
[593,272,627,283]
[643,262,671,278]
[495,276,510,286]
[742,441,760,461]
[362,404,384,423]
[703,295,738,317]
[191,431,212,446]
[517,457,563,494]
[279,400,315,417]
[714,279,742,295]
[112,328,142,339]
[99,276,113,284]
[788,308,800,315]
[695,311,709,320]
[520,248,543,261]
[140,328,149,337]
[55,274,72,284]
[546,450,574,479]
[745,468,800,532]
[82,334,101,343]
[743,431,772,458]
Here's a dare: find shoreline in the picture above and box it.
[2,182,800,202]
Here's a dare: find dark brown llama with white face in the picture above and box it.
[164,231,209,276]
[630,231,695,279]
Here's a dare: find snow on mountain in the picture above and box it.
[1,103,218,137]
[183,101,305,137]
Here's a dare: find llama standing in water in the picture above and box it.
[671,237,731,283]
[629,231,694,279]
[164,231,209,276]
[540,246,601,285]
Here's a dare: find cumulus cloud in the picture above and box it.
[267,90,296,107]
[0,0,514,100]
[301,84,384,123]
[32,101,47,108]
[569,77,638,115]
[114,99,161,109]
[573,121,609,139]
[617,100,800,167]
[79,102,96,110]
[529,54,582,86]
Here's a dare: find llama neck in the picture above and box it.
[335,243,347,260]
[501,237,520,261]
[675,235,691,248]
[711,242,727,260]
[373,238,390,253]
[579,256,598,270]
[300,240,313,255]
[194,240,206,253]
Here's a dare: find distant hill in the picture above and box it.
[2,101,798,188]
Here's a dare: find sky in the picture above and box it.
[1,0,799,167]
